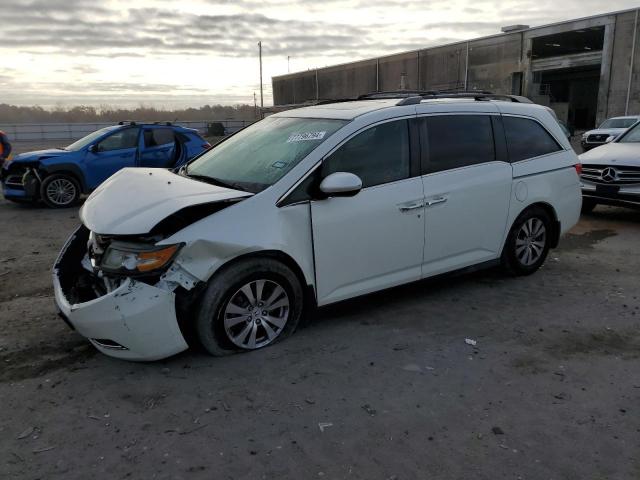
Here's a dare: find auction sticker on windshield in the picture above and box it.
[287,131,326,142]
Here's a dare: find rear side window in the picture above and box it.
[144,128,175,148]
[97,128,139,152]
[422,115,495,174]
[503,116,562,162]
[323,119,410,188]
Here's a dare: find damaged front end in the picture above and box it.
[53,226,199,361]
[1,162,42,201]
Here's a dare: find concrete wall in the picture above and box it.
[318,59,378,100]
[606,10,640,117]
[466,34,522,93]
[272,9,640,126]
[378,52,419,91]
[418,45,466,91]
[272,70,317,105]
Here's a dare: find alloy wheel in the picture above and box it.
[515,218,546,266]
[223,279,290,349]
[46,178,77,206]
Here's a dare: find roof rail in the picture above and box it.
[153,121,174,126]
[118,120,138,125]
[396,96,424,106]
[420,92,533,103]
[358,90,440,100]
[355,90,534,105]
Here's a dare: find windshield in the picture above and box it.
[65,127,115,151]
[618,122,640,143]
[599,118,638,129]
[185,116,348,193]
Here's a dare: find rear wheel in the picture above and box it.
[40,174,80,208]
[581,198,597,214]
[502,207,552,276]
[195,258,304,356]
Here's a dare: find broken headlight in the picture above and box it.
[100,242,182,275]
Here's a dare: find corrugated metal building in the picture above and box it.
[272,8,640,129]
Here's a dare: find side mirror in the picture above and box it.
[88,144,97,153]
[605,136,615,143]
[319,172,362,197]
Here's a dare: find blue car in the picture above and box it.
[1,122,211,208]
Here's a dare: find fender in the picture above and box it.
[39,163,89,193]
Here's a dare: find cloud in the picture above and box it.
[2,0,639,107]
[0,2,383,59]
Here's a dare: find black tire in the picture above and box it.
[501,206,553,276]
[581,198,597,214]
[40,174,80,208]
[195,257,304,356]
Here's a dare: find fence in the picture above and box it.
[0,120,255,142]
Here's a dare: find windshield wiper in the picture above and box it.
[184,173,246,192]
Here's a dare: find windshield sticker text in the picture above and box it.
[287,131,326,143]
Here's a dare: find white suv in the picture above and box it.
[53,94,582,361]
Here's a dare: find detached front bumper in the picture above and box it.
[53,227,189,361]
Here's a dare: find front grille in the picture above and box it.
[581,164,640,184]
[587,134,609,143]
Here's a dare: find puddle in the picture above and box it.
[545,328,640,358]
[559,229,617,251]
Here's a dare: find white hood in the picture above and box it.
[579,142,640,167]
[80,168,252,235]
[584,128,627,137]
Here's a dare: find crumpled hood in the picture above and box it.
[583,128,626,138]
[579,143,640,167]
[80,168,252,235]
[13,149,69,162]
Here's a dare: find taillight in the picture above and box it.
[574,163,582,175]
[202,143,212,149]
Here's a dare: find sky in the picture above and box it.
[1,0,639,108]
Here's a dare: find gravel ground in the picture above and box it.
[1,141,639,480]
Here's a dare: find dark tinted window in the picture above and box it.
[423,115,495,173]
[503,116,562,162]
[97,128,139,152]
[144,128,175,148]
[323,120,410,188]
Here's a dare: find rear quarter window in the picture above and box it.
[503,116,562,162]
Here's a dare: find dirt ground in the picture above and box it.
[1,141,639,480]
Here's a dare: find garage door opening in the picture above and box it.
[537,66,601,129]
[531,27,605,59]
[530,26,605,130]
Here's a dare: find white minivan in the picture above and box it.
[53,94,582,361]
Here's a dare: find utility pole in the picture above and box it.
[287,55,290,73]
[258,41,264,110]
[253,92,257,118]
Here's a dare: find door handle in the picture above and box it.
[398,202,424,212]
[426,196,447,207]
